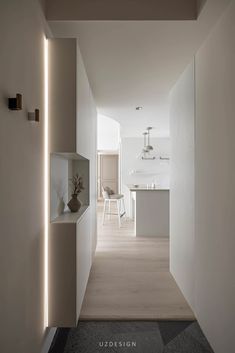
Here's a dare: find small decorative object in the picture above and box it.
[67,174,84,213]
[104,186,114,195]
[67,194,81,213]
[57,197,65,216]
[8,93,22,110]
[160,156,170,161]
[28,109,40,122]
[54,180,66,216]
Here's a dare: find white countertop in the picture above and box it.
[127,184,170,191]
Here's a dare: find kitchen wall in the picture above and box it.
[0,1,50,352]
[195,1,235,351]
[170,62,195,310]
[121,137,170,217]
[170,2,235,352]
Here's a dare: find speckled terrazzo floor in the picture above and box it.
[49,321,214,353]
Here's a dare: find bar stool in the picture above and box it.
[102,187,126,227]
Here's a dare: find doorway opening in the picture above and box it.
[79,114,194,320]
[97,153,119,201]
[96,114,123,228]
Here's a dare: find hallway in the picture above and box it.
[80,203,194,320]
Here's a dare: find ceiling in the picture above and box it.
[46,0,199,21]
[49,0,230,137]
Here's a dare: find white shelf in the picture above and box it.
[127,184,169,191]
[52,152,88,161]
[129,187,170,191]
[129,170,158,176]
[51,205,89,224]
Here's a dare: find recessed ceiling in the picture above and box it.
[49,0,230,137]
[46,0,200,21]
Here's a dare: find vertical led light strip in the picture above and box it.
[44,37,49,328]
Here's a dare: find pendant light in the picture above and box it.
[140,127,156,160]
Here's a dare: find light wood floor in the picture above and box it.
[80,202,194,320]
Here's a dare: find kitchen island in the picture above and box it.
[128,185,169,237]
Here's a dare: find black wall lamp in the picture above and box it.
[8,93,22,110]
[28,109,40,122]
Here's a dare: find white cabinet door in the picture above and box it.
[76,208,92,319]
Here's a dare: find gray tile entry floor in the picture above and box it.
[63,321,214,353]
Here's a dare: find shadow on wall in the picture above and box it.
[197,0,207,16]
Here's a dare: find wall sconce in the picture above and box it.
[8,93,22,110]
[28,109,40,122]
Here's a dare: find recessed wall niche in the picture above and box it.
[50,153,90,222]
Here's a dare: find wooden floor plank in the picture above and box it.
[80,203,195,320]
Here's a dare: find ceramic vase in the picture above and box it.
[67,194,81,213]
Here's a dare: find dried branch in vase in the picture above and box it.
[71,174,85,195]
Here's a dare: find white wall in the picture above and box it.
[76,44,96,158]
[49,38,97,258]
[76,43,97,257]
[0,1,49,352]
[89,95,98,257]
[170,62,195,310]
[170,3,235,352]
[97,114,120,151]
[121,137,170,216]
[194,2,235,352]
